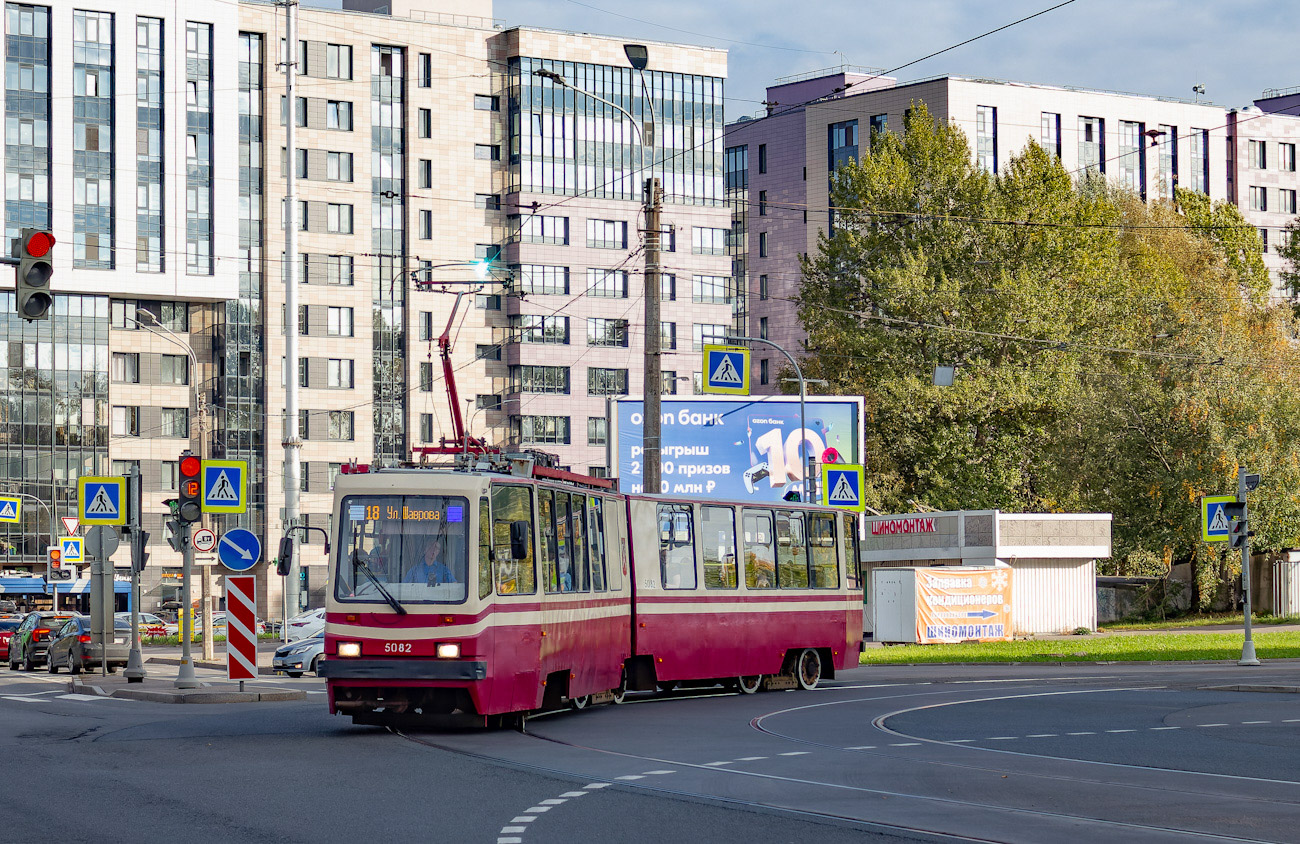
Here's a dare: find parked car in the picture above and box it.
[7,612,79,671]
[205,613,267,636]
[114,612,174,638]
[47,617,131,674]
[0,616,23,662]
[284,608,325,641]
[271,635,324,678]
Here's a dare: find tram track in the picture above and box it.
[390,680,1297,843]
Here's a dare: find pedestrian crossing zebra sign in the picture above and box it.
[820,464,865,512]
[202,459,248,515]
[78,476,126,526]
[702,345,750,395]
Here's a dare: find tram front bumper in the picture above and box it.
[319,658,486,681]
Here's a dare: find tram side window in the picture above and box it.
[604,498,623,592]
[843,513,861,589]
[555,492,574,592]
[479,497,492,598]
[657,504,697,589]
[568,492,590,592]
[743,509,776,589]
[776,511,809,588]
[808,512,839,588]
[702,505,737,589]
[589,496,607,591]
[538,488,560,593]
[491,484,536,595]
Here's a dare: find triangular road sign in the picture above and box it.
[0,502,15,519]
[87,486,118,515]
[1208,506,1230,533]
[829,473,858,503]
[709,354,743,385]
[207,470,239,502]
[61,516,79,535]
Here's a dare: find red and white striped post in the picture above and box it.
[225,575,258,687]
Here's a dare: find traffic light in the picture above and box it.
[46,546,61,568]
[178,450,202,523]
[276,535,295,576]
[1222,501,1248,549]
[16,229,54,321]
[130,529,151,574]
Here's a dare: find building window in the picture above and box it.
[661,321,677,350]
[661,274,676,301]
[474,94,499,111]
[587,318,628,347]
[419,209,432,239]
[474,143,500,160]
[975,106,997,173]
[328,359,354,388]
[326,255,354,285]
[588,367,628,396]
[516,415,570,445]
[161,408,189,438]
[1281,143,1297,173]
[692,275,732,304]
[418,108,432,138]
[1040,112,1061,158]
[160,354,188,385]
[418,361,434,392]
[475,194,501,210]
[326,43,351,79]
[516,265,569,295]
[510,365,570,394]
[692,226,727,255]
[1260,228,1269,253]
[326,100,352,130]
[587,417,607,446]
[326,204,353,234]
[136,16,164,272]
[1156,124,1177,201]
[161,461,179,491]
[476,344,501,361]
[1079,116,1105,174]
[111,353,139,383]
[1118,120,1146,197]
[758,232,768,258]
[759,316,768,340]
[326,151,353,181]
[586,218,627,249]
[1279,189,1297,215]
[418,53,431,87]
[829,119,858,172]
[111,460,140,479]
[185,21,212,275]
[419,413,434,443]
[512,314,569,344]
[661,371,678,394]
[419,159,432,189]
[1189,128,1209,194]
[327,306,354,336]
[518,214,569,244]
[587,269,628,298]
[112,406,139,437]
[725,144,748,190]
[759,274,769,300]
[1250,139,1267,170]
[477,394,502,411]
[760,358,769,385]
[1250,186,1268,212]
[869,113,887,145]
[328,410,354,441]
[693,323,728,350]
[757,143,767,174]
[758,190,767,216]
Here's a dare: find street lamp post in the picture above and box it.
[727,335,816,500]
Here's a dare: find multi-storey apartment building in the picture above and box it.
[727,69,1233,391]
[1230,89,1300,290]
[0,0,730,619]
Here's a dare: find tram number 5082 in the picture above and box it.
[383,642,413,654]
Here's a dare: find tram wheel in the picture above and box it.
[795,649,822,691]
[568,695,590,711]
[611,670,628,705]
[736,675,763,695]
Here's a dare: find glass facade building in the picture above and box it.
[186,21,213,275]
[72,9,113,269]
[506,56,725,205]
[371,44,406,464]
[135,17,163,272]
[4,3,51,248]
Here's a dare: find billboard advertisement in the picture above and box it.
[915,567,1013,643]
[610,396,863,501]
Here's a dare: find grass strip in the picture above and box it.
[861,631,1300,664]
[1101,613,1300,631]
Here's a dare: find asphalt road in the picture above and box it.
[1,660,1298,843]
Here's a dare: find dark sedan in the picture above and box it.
[47,616,131,674]
[7,612,78,671]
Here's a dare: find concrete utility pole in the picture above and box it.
[281,0,303,618]
[643,177,663,497]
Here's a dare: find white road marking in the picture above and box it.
[1026,734,1058,738]
[497,838,522,844]
[58,693,128,702]
[2,696,44,703]
[1242,720,1270,724]
[1197,723,1228,728]
[1284,719,1300,723]
[524,806,551,813]
[640,771,674,776]
[703,761,731,767]
[1150,726,1179,730]
[1067,731,1096,735]
[539,798,566,805]
[584,783,611,789]
[986,736,1017,741]
[615,775,644,781]
[510,816,535,823]
[844,746,876,750]
[948,739,974,743]
[889,742,921,747]
[501,827,525,834]
[778,751,810,756]
[1105,729,1135,733]
[560,791,589,797]
[736,756,767,760]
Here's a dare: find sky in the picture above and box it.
[490,0,1297,119]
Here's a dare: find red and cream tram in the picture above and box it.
[321,460,863,726]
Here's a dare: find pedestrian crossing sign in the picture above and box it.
[202,459,248,514]
[0,495,21,523]
[1202,495,1236,542]
[702,345,750,395]
[60,536,83,564]
[820,464,865,512]
[78,476,126,526]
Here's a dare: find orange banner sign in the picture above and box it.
[915,568,1013,643]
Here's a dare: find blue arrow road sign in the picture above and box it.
[966,609,997,619]
[217,528,261,572]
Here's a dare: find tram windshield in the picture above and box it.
[335,495,470,605]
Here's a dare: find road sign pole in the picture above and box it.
[175,521,199,689]
[124,467,145,682]
[1238,466,1260,666]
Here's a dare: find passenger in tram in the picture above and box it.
[405,540,457,585]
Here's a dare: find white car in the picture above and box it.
[285,607,325,641]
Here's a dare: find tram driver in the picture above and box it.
[405,540,457,586]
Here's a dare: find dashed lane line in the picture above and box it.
[498,782,608,844]
[934,718,1300,744]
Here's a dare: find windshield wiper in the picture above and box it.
[351,533,406,615]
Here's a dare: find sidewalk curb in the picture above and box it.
[145,656,277,675]
[69,677,307,704]
[1200,684,1300,694]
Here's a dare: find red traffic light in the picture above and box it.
[23,231,54,258]
[180,455,201,476]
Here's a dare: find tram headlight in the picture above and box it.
[435,642,460,659]
[337,641,362,658]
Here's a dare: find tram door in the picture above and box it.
[489,483,543,711]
